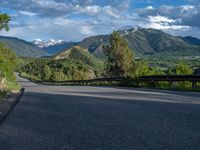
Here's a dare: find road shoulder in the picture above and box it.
[0,88,24,124]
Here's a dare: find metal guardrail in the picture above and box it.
[22,74,200,88]
[52,77,125,83]
[139,74,200,82]
[139,74,200,89]
[44,75,200,83]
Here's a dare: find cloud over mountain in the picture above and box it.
[0,0,200,41]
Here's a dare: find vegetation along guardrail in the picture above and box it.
[23,74,200,89]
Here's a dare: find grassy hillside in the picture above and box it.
[0,36,48,57]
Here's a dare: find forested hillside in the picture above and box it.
[21,46,104,81]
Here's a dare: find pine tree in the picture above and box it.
[103,31,134,77]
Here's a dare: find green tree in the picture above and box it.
[167,62,193,75]
[175,63,193,89]
[43,65,51,81]
[166,62,193,89]
[0,13,11,31]
[51,70,66,81]
[175,62,193,74]
[103,32,134,77]
[134,60,149,77]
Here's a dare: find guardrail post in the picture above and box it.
[192,81,197,89]
[150,81,156,88]
[169,81,176,88]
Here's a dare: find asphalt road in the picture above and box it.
[0,76,200,150]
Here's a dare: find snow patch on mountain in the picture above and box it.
[121,27,139,37]
[33,39,65,48]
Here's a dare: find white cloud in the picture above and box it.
[19,11,38,16]
[10,21,20,26]
[103,6,120,19]
[54,17,78,25]
[74,5,120,19]
[181,5,198,15]
[80,26,94,35]
[148,15,176,23]
[0,17,102,41]
[138,4,200,28]
[145,6,154,10]
[35,0,70,11]
[182,5,194,11]
[75,5,102,15]
[1,0,200,40]
[146,15,190,30]
[147,23,190,30]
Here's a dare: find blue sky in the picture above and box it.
[0,0,200,41]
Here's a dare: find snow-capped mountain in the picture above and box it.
[33,39,65,48]
[32,39,76,55]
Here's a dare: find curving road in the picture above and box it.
[0,76,200,150]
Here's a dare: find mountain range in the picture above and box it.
[180,36,200,47]
[32,39,76,55]
[78,28,200,57]
[0,36,48,57]
[33,39,65,48]
[1,28,200,58]
[37,28,200,57]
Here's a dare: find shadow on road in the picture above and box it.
[0,91,200,150]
